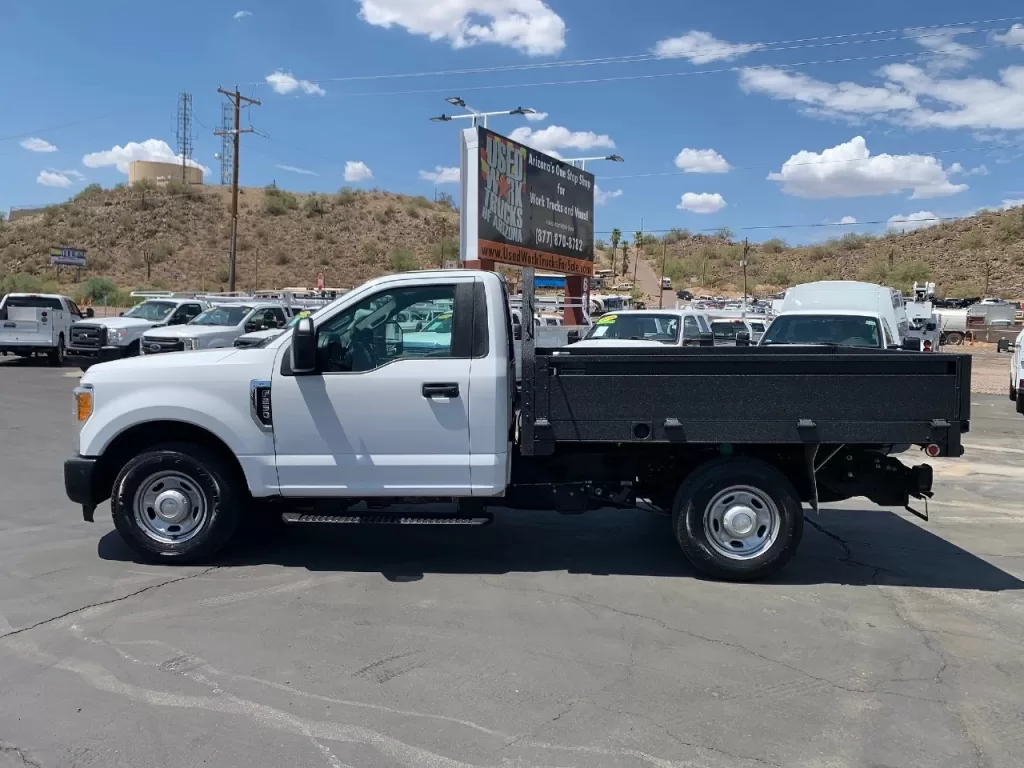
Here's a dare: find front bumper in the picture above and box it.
[67,345,124,366]
[64,456,101,522]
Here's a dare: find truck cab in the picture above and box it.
[68,295,208,369]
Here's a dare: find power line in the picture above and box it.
[247,14,1023,86]
[596,142,1020,180]
[594,214,965,236]
[325,42,1011,98]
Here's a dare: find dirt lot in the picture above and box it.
[946,344,1013,394]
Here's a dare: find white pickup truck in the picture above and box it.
[64,269,970,582]
[67,297,209,369]
[0,292,85,365]
[140,302,292,355]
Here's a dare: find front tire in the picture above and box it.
[1017,393,1024,415]
[111,443,243,563]
[672,458,804,582]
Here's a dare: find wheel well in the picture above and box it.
[93,421,245,505]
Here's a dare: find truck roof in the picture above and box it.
[4,292,69,299]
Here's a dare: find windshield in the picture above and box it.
[760,314,883,348]
[191,305,252,326]
[124,301,176,321]
[584,313,681,343]
[3,295,64,311]
[421,313,453,334]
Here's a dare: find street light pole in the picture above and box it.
[429,98,537,128]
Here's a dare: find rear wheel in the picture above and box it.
[1011,380,1017,402]
[48,334,65,366]
[672,458,804,582]
[111,443,243,563]
[1017,394,1024,415]
[944,331,964,346]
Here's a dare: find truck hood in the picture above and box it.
[144,325,236,340]
[83,347,243,382]
[76,316,156,330]
[236,328,286,342]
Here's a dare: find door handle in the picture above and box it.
[422,382,460,398]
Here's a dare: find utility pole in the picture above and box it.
[741,239,750,308]
[215,86,261,292]
[659,241,667,309]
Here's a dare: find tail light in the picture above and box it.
[923,340,933,352]
[41,311,48,323]
[925,443,941,457]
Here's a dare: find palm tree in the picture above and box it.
[621,239,631,278]
[633,231,644,257]
[609,228,621,275]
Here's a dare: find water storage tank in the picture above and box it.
[128,161,204,186]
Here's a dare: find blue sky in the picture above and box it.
[3,0,1024,244]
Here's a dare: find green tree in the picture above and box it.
[621,239,630,277]
[609,228,621,275]
[633,231,644,255]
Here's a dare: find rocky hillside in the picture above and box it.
[2,181,1022,302]
[619,206,1024,298]
[0,182,459,302]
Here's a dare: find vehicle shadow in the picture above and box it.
[98,505,1024,591]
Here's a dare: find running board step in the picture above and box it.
[281,512,493,526]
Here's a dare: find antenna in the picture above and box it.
[219,102,234,186]
[176,92,193,183]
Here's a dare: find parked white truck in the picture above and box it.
[140,302,292,355]
[65,269,972,582]
[0,292,86,365]
[67,294,210,370]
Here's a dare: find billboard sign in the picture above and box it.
[463,126,595,276]
[49,246,87,267]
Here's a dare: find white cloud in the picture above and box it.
[524,110,548,122]
[739,63,1024,132]
[419,166,460,184]
[949,162,989,177]
[839,216,858,225]
[37,170,75,188]
[1002,198,1024,210]
[739,67,917,116]
[767,136,966,200]
[276,164,318,176]
[344,161,373,182]
[233,10,252,19]
[81,139,210,176]
[674,148,730,173]
[265,71,325,96]
[654,31,762,63]
[356,0,566,56]
[594,185,623,205]
[888,211,940,231]
[21,137,58,153]
[910,27,980,73]
[993,24,1024,48]
[507,125,615,157]
[677,192,726,214]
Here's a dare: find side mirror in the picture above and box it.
[384,321,404,356]
[85,308,95,318]
[901,338,922,351]
[736,331,751,347]
[119,312,125,317]
[290,318,318,374]
[244,321,259,333]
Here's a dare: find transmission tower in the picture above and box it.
[176,92,193,183]
[219,103,234,186]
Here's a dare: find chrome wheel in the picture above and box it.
[703,485,780,560]
[133,471,208,544]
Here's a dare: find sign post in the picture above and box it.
[459,126,595,325]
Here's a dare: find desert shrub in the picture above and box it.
[767,265,793,285]
[263,184,298,215]
[79,277,120,303]
[336,187,359,206]
[761,238,787,253]
[390,246,418,272]
[663,228,692,244]
[304,194,326,218]
[272,249,291,265]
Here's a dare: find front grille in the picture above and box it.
[142,335,184,354]
[71,325,106,348]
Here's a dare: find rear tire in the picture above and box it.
[48,334,65,367]
[945,331,964,346]
[111,443,243,564]
[1011,380,1017,402]
[1017,394,1024,415]
[672,458,804,582]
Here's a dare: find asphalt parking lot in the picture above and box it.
[1,357,1022,768]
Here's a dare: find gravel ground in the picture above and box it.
[945,345,1013,395]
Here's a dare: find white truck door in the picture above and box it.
[270,277,476,497]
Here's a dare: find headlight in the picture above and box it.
[184,337,201,350]
[108,327,128,343]
[74,385,94,423]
